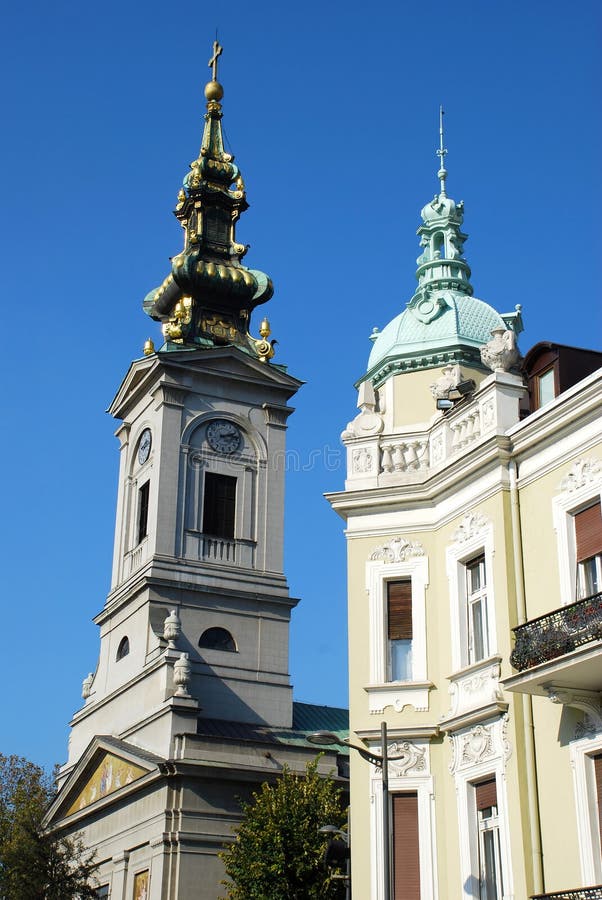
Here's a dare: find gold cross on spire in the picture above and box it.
[208,40,223,81]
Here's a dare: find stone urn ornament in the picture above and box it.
[480,327,520,373]
[174,652,191,697]
[163,609,181,649]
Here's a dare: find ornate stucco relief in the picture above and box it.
[388,740,427,777]
[559,457,602,493]
[352,447,374,473]
[448,713,511,775]
[369,536,425,563]
[451,511,490,544]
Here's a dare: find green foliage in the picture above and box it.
[0,754,98,899]
[220,757,347,900]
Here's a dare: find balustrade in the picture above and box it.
[510,592,602,671]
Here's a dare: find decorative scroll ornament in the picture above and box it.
[250,317,276,363]
[461,724,494,765]
[388,741,427,776]
[452,511,489,544]
[480,327,520,373]
[162,296,193,343]
[370,536,425,562]
[559,457,602,493]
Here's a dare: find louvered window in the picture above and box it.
[575,502,602,599]
[475,779,503,900]
[387,581,412,681]
[392,793,420,899]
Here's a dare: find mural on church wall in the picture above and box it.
[133,870,149,900]
[66,752,148,816]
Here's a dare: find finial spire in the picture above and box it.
[436,105,448,198]
[208,39,223,82]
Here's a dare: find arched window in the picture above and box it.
[116,636,130,660]
[198,627,236,652]
[433,232,445,259]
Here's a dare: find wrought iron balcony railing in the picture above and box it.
[531,887,602,899]
[510,592,602,672]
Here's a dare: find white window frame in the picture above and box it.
[366,555,430,714]
[466,555,490,665]
[369,752,438,900]
[477,794,504,899]
[446,520,497,673]
[570,730,602,885]
[455,763,513,900]
[553,478,602,605]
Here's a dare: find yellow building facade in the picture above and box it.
[329,127,602,899]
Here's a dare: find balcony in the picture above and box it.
[503,592,602,698]
[531,888,602,899]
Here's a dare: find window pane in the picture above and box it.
[538,368,555,406]
[481,830,500,899]
[471,599,487,662]
[579,555,602,598]
[390,639,412,681]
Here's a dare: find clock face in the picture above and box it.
[137,428,152,465]
[206,420,242,454]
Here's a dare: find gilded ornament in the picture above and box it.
[143,338,155,356]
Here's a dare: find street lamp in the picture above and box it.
[308,721,401,900]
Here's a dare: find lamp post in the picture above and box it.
[308,721,400,900]
[319,824,350,900]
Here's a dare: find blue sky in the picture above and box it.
[1,0,600,772]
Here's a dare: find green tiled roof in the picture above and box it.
[195,702,349,753]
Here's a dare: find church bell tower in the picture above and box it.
[44,45,342,900]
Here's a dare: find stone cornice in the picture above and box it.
[508,368,601,458]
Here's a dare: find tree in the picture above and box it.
[0,754,98,899]
[219,757,347,900]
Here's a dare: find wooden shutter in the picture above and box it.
[475,778,497,812]
[388,581,412,640]
[392,793,420,899]
[575,502,602,562]
[594,754,602,853]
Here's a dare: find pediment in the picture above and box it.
[109,346,303,419]
[45,736,163,826]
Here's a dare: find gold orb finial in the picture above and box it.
[204,80,224,101]
[143,338,155,356]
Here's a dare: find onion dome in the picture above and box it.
[365,108,522,387]
[143,42,275,360]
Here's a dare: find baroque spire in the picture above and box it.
[143,41,275,362]
[406,108,474,325]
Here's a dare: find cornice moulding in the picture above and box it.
[439,700,509,734]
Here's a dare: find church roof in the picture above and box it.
[195,702,349,753]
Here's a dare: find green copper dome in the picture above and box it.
[367,291,506,381]
[364,109,522,387]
